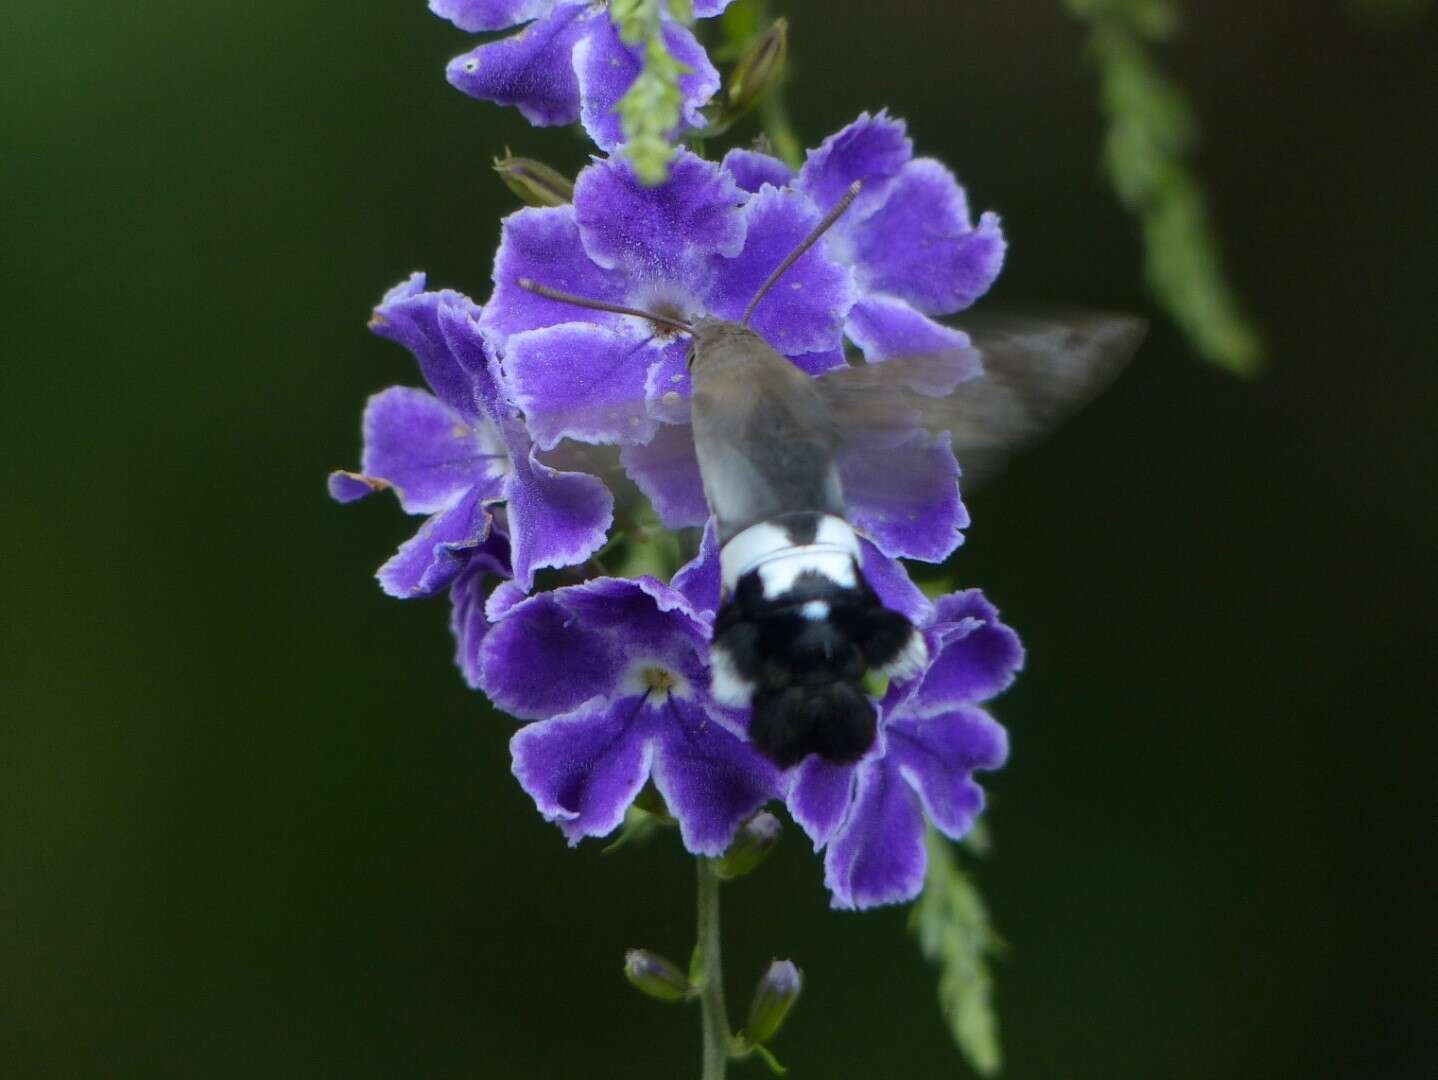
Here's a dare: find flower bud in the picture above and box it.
[492,152,575,208]
[744,959,802,1045]
[624,949,694,1002]
[714,811,781,881]
[724,19,788,120]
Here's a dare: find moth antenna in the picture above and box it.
[742,179,862,326]
[516,279,693,335]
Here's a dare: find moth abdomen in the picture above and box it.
[709,512,928,767]
[748,683,877,770]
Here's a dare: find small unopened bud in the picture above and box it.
[714,811,781,881]
[492,152,574,208]
[725,19,788,120]
[744,959,802,1045]
[624,949,694,1002]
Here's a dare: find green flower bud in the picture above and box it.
[714,811,781,881]
[492,152,575,208]
[744,958,802,1045]
[624,948,694,1002]
[724,18,788,121]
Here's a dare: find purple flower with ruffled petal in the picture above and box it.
[329,273,613,597]
[479,146,862,501]
[496,147,965,532]
[481,148,851,389]
[480,132,986,562]
[481,535,780,855]
[431,1,732,151]
[726,112,1007,363]
[785,589,1023,909]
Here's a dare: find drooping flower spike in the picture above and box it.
[332,2,1047,1064]
[328,273,613,597]
[430,1,733,151]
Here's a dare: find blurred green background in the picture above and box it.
[3,1,1434,1076]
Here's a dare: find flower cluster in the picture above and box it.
[332,8,1021,907]
[483,525,1021,906]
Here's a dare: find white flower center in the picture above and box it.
[620,659,692,702]
[473,421,513,480]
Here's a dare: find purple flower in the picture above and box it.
[785,590,1023,909]
[478,131,990,562]
[727,111,1007,363]
[328,273,613,596]
[431,1,732,151]
[481,533,781,855]
[480,146,861,508]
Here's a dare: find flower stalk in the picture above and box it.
[695,857,732,1080]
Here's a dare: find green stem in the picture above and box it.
[696,857,731,1080]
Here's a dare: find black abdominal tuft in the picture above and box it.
[749,683,876,768]
[713,563,920,768]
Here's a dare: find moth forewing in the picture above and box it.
[563,311,1145,497]
[816,311,1147,489]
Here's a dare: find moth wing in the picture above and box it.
[524,311,1144,528]
[817,310,1147,488]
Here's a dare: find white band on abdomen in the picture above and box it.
[720,516,862,597]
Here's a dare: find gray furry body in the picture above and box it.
[687,317,845,545]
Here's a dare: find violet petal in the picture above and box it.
[376,488,493,599]
[359,386,500,516]
[511,696,655,843]
[842,429,967,563]
[504,439,614,591]
[822,756,927,909]
[854,160,1005,315]
[651,697,779,855]
[888,705,1008,839]
[445,4,592,127]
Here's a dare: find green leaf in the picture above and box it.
[909,828,1004,1076]
[1065,0,1264,375]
